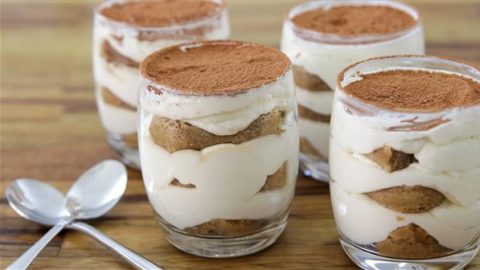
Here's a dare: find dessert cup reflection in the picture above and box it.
[281,0,425,181]
[93,0,229,168]
[138,40,299,257]
[330,55,480,269]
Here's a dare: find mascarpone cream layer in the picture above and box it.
[96,88,137,134]
[330,94,480,155]
[93,54,139,108]
[331,181,480,251]
[296,86,333,115]
[140,71,295,136]
[330,139,480,206]
[299,118,330,159]
[139,112,299,229]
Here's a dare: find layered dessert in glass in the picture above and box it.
[331,56,480,269]
[138,40,299,257]
[93,0,229,168]
[281,0,425,181]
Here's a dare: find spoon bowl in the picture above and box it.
[6,160,127,225]
[66,159,127,219]
[6,178,68,226]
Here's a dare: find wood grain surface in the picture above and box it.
[1,1,479,269]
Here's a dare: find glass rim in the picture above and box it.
[94,0,226,33]
[286,0,422,45]
[335,55,480,116]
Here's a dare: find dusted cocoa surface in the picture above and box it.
[293,65,330,92]
[149,109,285,153]
[366,146,417,172]
[99,0,223,27]
[141,40,291,95]
[101,87,136,111]
[343,70,480,112]
[376,224,451,259]
[292,5,416,36]
[367,186,445,213]
[298,105,330,123]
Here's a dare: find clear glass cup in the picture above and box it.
[331,55,480,270]
[92,0,229,169]
[137,41,299,258]
[281,0,425,181]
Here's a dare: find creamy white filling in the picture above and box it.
[330,181,480,251]
[299,118,330,159]
[330,97,480,154]
[414,137,480,171]
[95,89,137,135]
[141,70,295,136]
[296,86,334,115]
[139,114,299,229]
[93,53,140,107]
[330,139,480,206]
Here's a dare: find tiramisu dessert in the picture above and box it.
[138,40,299,257]
[93,0,229,168]
[330,56,480,268]
[281,1,425,180]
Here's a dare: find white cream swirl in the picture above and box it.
[140,111,299,229]
[140,71,295,136]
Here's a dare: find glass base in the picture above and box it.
[106,132,140,170]
[340,238,479,270]
[299,153,330,182]
[159,217,288,258]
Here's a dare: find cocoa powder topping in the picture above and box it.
[292,5,416,36]
[100,0,223,27]
[343,70,480,112]
[140,40,291,95]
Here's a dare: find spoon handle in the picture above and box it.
[6,219,71,270]
[68,222,163,270]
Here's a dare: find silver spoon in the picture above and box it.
[6,160,161,270]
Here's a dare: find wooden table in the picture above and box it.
[1,1,479,269]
